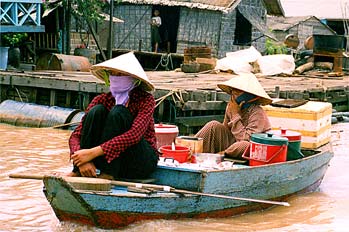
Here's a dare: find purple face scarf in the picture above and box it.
[109,75,136,105]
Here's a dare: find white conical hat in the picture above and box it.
[90,52,154,91]
[217,73,272,105]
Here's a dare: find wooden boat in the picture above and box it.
[41,144,333,229]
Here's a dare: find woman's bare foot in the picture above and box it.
[98,173,114,180]
[64,171,81,177]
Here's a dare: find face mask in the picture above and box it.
[235,92,260,109]
[109,75,136,105]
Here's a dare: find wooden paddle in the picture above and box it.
[9,173,290,207]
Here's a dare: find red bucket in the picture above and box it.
[243,133,288,166]
[159,145,190,163]
[268,129,304,161]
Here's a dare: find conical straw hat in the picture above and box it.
[90,52,154,91]
[217,73,272,105]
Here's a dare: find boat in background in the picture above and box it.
[42,143,333,229]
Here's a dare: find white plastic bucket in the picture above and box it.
[154,124,179,149]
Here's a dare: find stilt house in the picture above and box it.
[267,16,337,49]
[110,0,284,57]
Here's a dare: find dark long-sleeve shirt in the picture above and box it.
[69,88,157,163]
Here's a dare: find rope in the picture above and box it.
[15,87,24,102]
[7,87,28,103]
[154,53,173,71]
[155,89,186,108]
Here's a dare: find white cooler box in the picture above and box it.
[263,101,332,149]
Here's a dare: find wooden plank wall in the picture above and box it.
[114,5,152,51]
[176,8,221,56]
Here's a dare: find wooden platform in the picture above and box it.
[1,70,348,134]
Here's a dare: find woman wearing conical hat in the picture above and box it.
[195,73,272,159]
[68,52,158,179]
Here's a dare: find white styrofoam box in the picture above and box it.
[263,101,332,149]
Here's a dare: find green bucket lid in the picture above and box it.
[251,133,289,146]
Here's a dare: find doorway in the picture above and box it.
[151,6,180,53]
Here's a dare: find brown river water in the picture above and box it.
[0,123,348,232]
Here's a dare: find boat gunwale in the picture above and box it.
[57,144,333,197]
[153,144,333,174]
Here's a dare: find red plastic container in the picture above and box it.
[154,124,179,149]
[243,133,288,166]
[159,145,190,163]
[268,129,303,160]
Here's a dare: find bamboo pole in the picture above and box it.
[51,121,80,129]
[9,173,290,207]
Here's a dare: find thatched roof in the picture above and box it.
[120,0,284,15]
[119,0,237,12]
[44,0,284,15]
[263,0,284,16]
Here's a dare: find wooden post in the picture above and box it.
[50,90,57,106]
[65,91,71,107]
[294,62,314,74]
[107,0,114,59]
[157,101,164,122]
[275,86,280,98]
[82,93,90,110]
[66,0,72,55]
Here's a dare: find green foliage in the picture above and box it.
[265,39,288,55]
[43,0,108,25]
[71,0,107,23]
[44,0,108,48]
[45,0,125,25]
[1,33,28,47]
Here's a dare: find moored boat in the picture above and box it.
[41,143,333,229]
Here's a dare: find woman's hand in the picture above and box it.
[78,162,97,177]
[227,96,244,115]
[71,146,103,167]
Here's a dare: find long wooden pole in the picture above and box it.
[109,180,290,207]
[9,173,290,207]
[51,121,80,129]
[171,189,290,206]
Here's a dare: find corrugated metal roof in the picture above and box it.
[267,15,337,34]
[267,16,314,31]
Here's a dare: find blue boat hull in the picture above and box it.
[43,145,333,229]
